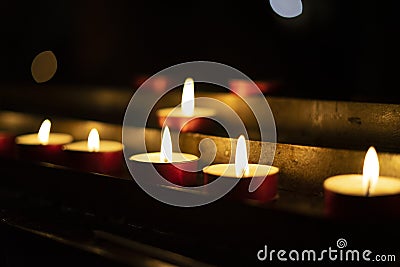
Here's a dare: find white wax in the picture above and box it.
[324,174,400,197]
[129,152,198,163]
[16,133,73,145]
[202,164,279,178]
[63,140,123,152]
[156,107,216,118]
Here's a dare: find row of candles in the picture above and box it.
[0,121,124,175]
[1,77,400,220]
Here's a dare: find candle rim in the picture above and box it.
[63,140,123,152]
[129,151,199,163]
[16,133,73,145]
[324,174,400,197]
[203,163,279,178]
[156,107,216,118]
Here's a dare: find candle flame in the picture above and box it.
[88,128,100,152]
[160,126,172,162]
[38,119,51,145]
[362,146,379,196]
[235,135,250,178]
[181,77,194,116]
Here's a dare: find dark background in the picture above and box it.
[1,0,400,103]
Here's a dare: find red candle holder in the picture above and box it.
[63,140,124,176]
[0,131,16,159]
[324,174,400,220]
[203,164,279,203]
[324,146,400,220]
[15,133,73,165]
[156,77,217,133]
[229,79,281,96]
[133,74,170,93]
[129,152,199,186]
[156,108,216,133]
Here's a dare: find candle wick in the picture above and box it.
[240,167,247,177]
[366,178,371,197]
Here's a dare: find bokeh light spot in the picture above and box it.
[31,50,57,83]
[269,0,303,18]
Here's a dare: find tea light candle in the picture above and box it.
[203,135,279,203]
[229,79,281,96]
[15,119,73,164]
[129,126,199,186]
[63,128,124,175]
[156,77,216,132]
[324,146,400,220]
[0,131,16,159]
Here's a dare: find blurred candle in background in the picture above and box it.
[156,77,216,133]
[0,131,16,159]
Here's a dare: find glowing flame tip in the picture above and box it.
[235,135,250,177]
[160,126,172,162]
[181,77,194,116]
[88,128,100,152]
[362,146,379,196]
[38,119,51,145]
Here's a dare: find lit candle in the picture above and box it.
[324,146,400,219]
[129,126,199,186]
[156,77,216,132]
[63,128,124,175]
[15,119,73,164]
[0,131,16,159]
[202,135,279,203]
